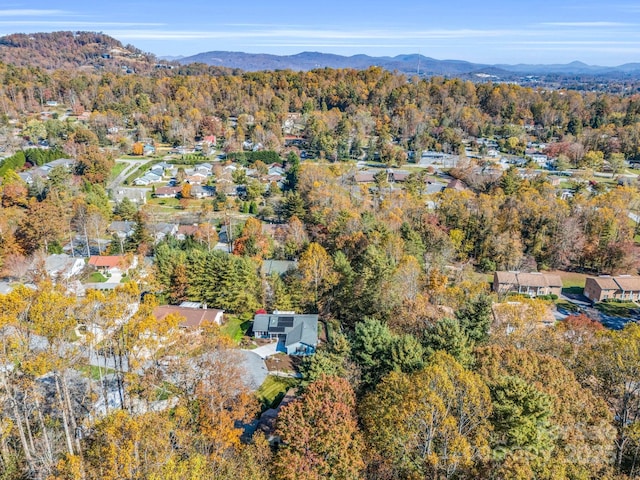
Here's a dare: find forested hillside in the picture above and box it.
[0,32,159,71]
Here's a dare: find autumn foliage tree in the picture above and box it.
[273,375,364,480]
[360,352,492,479]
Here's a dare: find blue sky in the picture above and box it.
[1,1,640,65]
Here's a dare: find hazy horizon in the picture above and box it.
[1,1,640,66]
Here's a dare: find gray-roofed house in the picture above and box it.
[108,221,136,239]
[134,171,162,186]
[43,254,85,280]
[149,223,179,242]
[190,185,216,198]
[253,312,318,355]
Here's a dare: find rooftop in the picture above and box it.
[153,305,224,329]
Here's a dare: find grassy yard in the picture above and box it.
[221,314,252,343]
[109,162,128,179]
[595,301,640,317]
[256,375,298,409]
[546,270,588,294]
[148,196,181,208]
[87,272,107,283]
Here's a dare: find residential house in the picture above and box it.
[43,254,85,280]
[195,163,213,175]
[253,312,319,355]
[108,221,136,239]
[148,223,179,242]
[425,181,447,194]
[202,135,217,146]
[18,158,74,184]
[268,163,285,176]
[143,144,156,156]
[388,169,410,182]
[584,275,640,303]
[149,163,170,177]
[446,179,469,191]
[493,271,563,297]
[88,255,129,276]
[154,186,181,198]
[185,172,208,185]
[190,185,215,198]
[134,171,162,186]
[176,224,199,240]
[265,173,284,188]
[153,304,224,329]
[354,171,376,183]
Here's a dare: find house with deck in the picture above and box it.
[253,312,318,355]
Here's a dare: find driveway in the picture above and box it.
[239,350,269,390]
[251,341,279,359]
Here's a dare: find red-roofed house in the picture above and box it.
[88,255,130,275]
[202,135,216,146]
[153,305,224,329]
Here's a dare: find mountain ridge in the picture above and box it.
[1,31,640,78]
[178,50,640,77]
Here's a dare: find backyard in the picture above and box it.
[221,314,252,343]
[256,375,298,410]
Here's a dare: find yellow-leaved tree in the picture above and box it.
[360,352,492,479]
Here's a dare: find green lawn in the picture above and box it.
[594,301,639,317]
[256,375,298,409]
[87,272,107,283]
[221,315,252,343]
[148,196,181,208]
[109,162,128,179]
[123,159,163,184]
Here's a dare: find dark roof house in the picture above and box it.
[253,312,318,355]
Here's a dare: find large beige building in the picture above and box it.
[493,271,563,297]
[584,275,640,303]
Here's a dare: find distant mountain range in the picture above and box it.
[2,31,640,80]
[178,50,640,78]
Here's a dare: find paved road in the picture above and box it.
[107,159,153,191]
[560,293,637,330]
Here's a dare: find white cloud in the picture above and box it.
[540,21,633,27]
[0,9,68,17]
[110,27,518,41]
[0,20,165,27]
